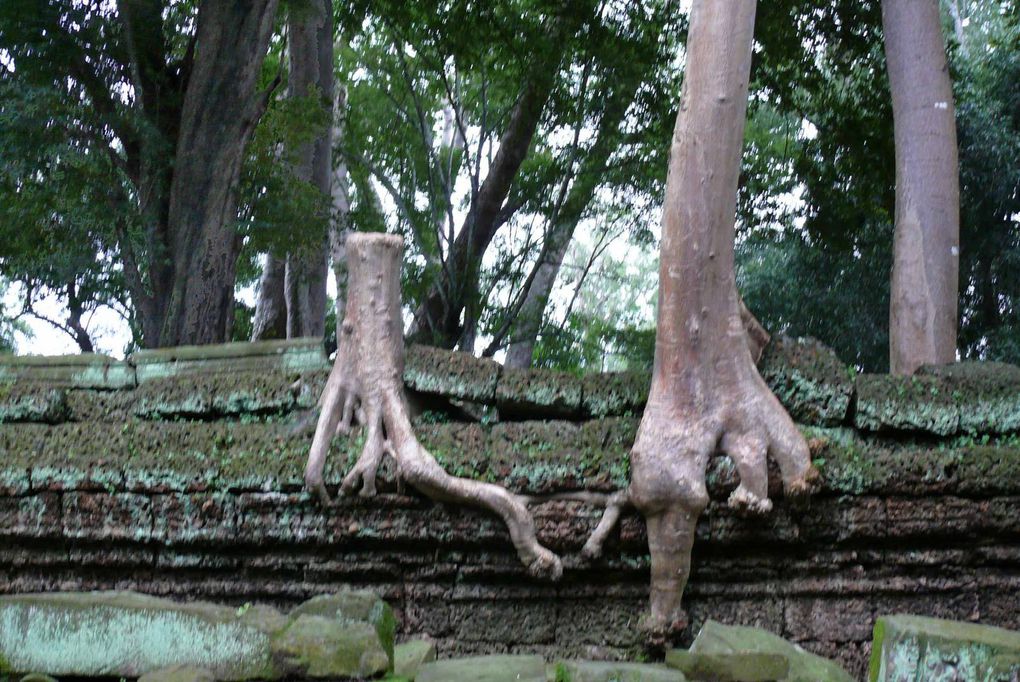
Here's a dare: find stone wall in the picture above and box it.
[2,337,1020,680]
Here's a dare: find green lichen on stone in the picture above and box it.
[270,614,390,678]
[665,650,789,681]
[855,374,961,435]
[0,592,277,679]
[917,361,1020,435]
[496,367,583,418]
[0,387,68,424]
[289,591,396,668]
[580,371,651,418]
[404,344,502,403]
[758,336,854,427]
[689,620,853,682]
[869,614,1020,682]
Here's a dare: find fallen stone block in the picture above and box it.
[688,620,853,682]
[758,336,854,427]
[415,654,547,682]
[0,590,393,680]
[394,639,437,680]
[665,650,789,681]
[553,659,687,681]
[869,614,1020,682]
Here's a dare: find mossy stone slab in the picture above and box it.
[0,591,278,679]
[404,345,502,403]
[917,361,1020,434]
[130,338,328,383]
[0,354,134,389]
[416,654,547,682]
[690,620,852,682]
[665,650,788,681]
[394,639,437,680]
[581,371,651,418]
[0,386,67,424]
[758,336,853,427]
[869,614,1020,682]
[269,614,390,678]
[855,374,961,436]
[554,659,686,681]
[496,367,583,418]
[289,591,396,668]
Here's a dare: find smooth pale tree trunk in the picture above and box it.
[251,255,288,340]
[304,234,562,580]
[883,0,960,375]
[330,83,352,324]
[610,0,818,642]
[284,0,333,338]
[160,0,279,346]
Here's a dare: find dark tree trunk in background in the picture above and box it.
[251,255,288,340]
[408,19,573,350]
[883,0,960,374]
[250,0,334,340]
[158,0,280,346]
[284,0,333,338]
[625,0,817,642]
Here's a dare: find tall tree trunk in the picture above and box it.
[884,0,960,375]
[160,0,280,347]
[251,255,288,340]
[408,20,572,349]
[621,0,817,643]
[284,0,333,339]
[330,83,352,325]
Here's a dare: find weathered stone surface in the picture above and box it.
[130,338,328,383]
[416,654,547,682]
[404,345,502,404]
[0,386,67,424]
[0,591,277,679]
[0,353,134,389]
[0,590,395,680]
[869,614,1020,682]
[496,367,583,418]
[689,621,853,682]
[395,639,437,679]
[665,651,788,681]
[137,665,216,682]
[554,659,686,681]
[758,336,853,427]
[581,371,650,418]
[270,614,390,678]
[917,361,1020,434]
[289,591,397,668]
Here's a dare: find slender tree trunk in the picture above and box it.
[284,0,333,338]
[251,255,288,340]
[884,0,960,375]
[330,82,352,324]
[408,21,572,349]
[160,0,280,347]
[620,0,817,642]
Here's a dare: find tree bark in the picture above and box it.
[305,233,562,579]
[159,0,280,347]
[330,83,352,324]
[884,0,960,375]
[284,0,333,339]
[619,0,817,642]
[251,255,288,340]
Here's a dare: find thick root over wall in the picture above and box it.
[304,233,562,579]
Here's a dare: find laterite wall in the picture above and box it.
[2,337,1019,680]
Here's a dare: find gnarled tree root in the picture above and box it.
[304,233,562,580]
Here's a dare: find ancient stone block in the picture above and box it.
[496,367,583,418]
[869,614,1020,682]
[130,338,328,384]
[395,638,437,679]
[416,654,547,682]
[0,386,67,424]
[758,336,854,426]
[404,344,502,403]
[581,371,651,418]
[0,353,135,389]
[556,659,686,682]
[665,650,789,681]
[689,620,853,682]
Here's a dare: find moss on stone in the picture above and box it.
[0,386,67,424]
[404,345,502,403]
[758,336,854,427]
[580,371,651,418]
[496,367,583,418]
